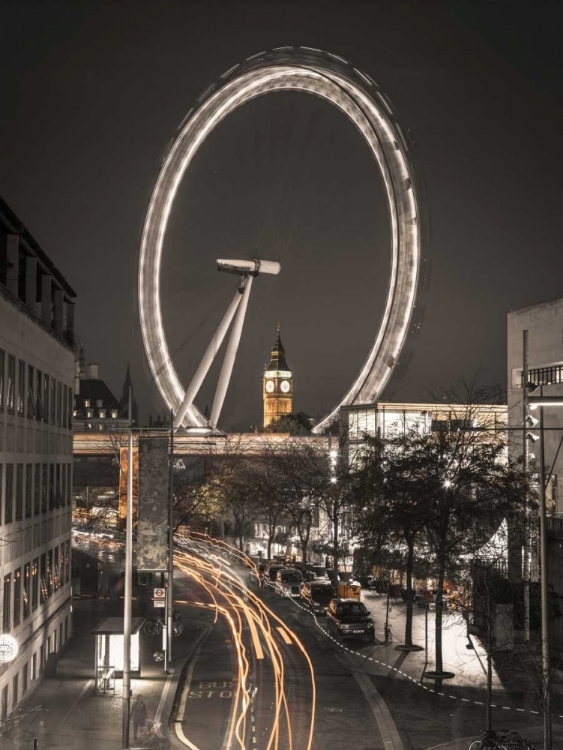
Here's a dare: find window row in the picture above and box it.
[0,463,72,525]
[2,540,71,633]
[0,348,73,428]
[81,408,119,419]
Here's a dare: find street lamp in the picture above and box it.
[526,391,563,750]
[122,387,134,749]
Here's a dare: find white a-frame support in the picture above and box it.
[173,258,280,430]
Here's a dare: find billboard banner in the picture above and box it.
[118,446,139,523]
[137,437,169,571]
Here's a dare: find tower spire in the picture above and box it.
[120,362,138,424]
[266,324,289,372]
[263,324,293,428]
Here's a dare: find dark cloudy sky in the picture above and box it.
[2,0,562,429]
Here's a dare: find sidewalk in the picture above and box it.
[358,592,563,749]
[361,590,563,702]
[2,594,198,750]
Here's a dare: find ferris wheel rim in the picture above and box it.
[138,48,422,432]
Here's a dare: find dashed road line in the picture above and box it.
[288,596,561,722]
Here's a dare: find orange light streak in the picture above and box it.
[174,534,316,750]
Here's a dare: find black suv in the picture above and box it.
[326,598,375,644]
[301,580,336,613]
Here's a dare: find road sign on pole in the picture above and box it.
[154,588,166,608]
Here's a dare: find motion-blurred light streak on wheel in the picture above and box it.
[138,47,422,432]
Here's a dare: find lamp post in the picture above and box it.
[122,386,133,749]
[527,393,563,750]
[165,410,174,674]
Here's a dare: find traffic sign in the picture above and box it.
[154,587,166,607]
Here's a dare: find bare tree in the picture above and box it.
[352,428,433,650]
[352,381,534,673]
[262,437,329,565]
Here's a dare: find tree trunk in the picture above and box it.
[333,512,339,574]
[404,538,415,647]
[435,563,446,674]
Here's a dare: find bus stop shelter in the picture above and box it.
[91,616,144,694]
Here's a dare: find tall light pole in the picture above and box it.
[122,386,133,749]
[165,410,174,673]
[527,392,563,750]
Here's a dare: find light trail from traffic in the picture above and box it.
[174,540,316,750]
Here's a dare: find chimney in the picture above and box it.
[86,362,99,379]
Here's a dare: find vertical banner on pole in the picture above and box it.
[137,437,169,571]
[118,447,138,524]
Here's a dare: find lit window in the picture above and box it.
[111,410,118,418]
[84,400,90,408]
[99,410,106,419]
[86,410,93,418]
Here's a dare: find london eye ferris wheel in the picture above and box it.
[138,47,423,434]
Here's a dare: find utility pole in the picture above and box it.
[165,409,175,673]
[538,398,552,750]
[486,575,493,734]
[522,330,531,641]
[122,386,133,749]
[526,380,563,750]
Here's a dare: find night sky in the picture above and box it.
[2,1,563,430]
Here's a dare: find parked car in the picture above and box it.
[326,598,375,644]
[300,580,336,613]
[264,564,286,587]
[274,568,304,598]
[304,565,329,581]
[249,562,268,587]
[356,575,378,591]
[325,569,340,588]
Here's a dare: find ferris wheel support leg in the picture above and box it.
[210,275,254,428]
[173,285,244,428]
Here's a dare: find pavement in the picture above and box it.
[355,590,563,749]
[360,589,563,702]
[1,592,202,750]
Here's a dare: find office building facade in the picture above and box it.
[0,197,75,720]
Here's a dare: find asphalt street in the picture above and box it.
[7,536,561,750]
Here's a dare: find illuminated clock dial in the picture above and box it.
[265,380,274,393]
[280,380,290,393]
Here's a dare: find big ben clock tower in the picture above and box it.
[263,325,293,428]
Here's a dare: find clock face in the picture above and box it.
[280,380,291,393]
[265,380,274,393]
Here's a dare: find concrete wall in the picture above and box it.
[507,298,563,513]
